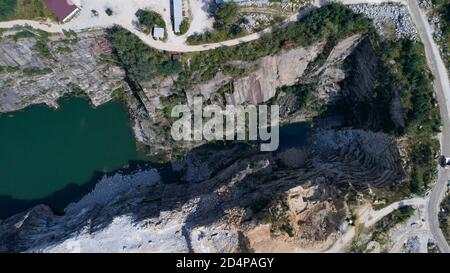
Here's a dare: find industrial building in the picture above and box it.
[171,0,183,33]
[153,26,165,40]
[44,0,80,22]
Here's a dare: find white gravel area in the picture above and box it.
[348,3,418,39]
[67,0,213,44]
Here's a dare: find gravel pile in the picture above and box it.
[404,236,421,253]
[418,0,432,9]
[242,13,271,32]
[349,3,418,40]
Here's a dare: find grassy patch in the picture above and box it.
[279,83,315,108]
[56,46,73,54]
[184,4,372,84]
[33,37,53,59]
[160,94,185,119]
[10,29,35,40]
[135,9,166,36]
[187,2,246,44]
[107,26,182,83]
[409,136,439,194]
[22,67,52,76]
[439,194,450,243]
[0,0,16,21]
[66,82,86,98]
[179,18,190,35]
[259,194,294,237]
[432,0,449,65]
[0,66,19,74]
[0,0,56,21]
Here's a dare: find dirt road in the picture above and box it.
[405,0,450,253]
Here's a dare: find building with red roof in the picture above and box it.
[44,0,80,22]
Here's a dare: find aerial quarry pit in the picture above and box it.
[0,0,449,256]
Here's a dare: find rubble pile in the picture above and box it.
[349,3,418,40]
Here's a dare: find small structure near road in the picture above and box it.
[44,0,80,22]
[153,26,165,40]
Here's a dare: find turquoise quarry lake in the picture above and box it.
[0,97,141,215]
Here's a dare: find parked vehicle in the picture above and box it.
[439,155,450,168]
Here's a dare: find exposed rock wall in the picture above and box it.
[0,39,47,68]
[0,27,413,253]
[0,129,404,253]
[228,44,324,105]
[309,129,405,188]
[0,31,128,112]
[312,34,362,103]
[341,37,406,130]
[342,37,379,102]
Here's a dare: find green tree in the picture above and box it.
[0,0,16,20]
[135,9,165,34]
[105,8,113,16]
[213,2,239,30]
[107,26,182,82]
[179,19,190,35]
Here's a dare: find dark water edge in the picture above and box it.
[0,95,170,219]
[278,122,312,151]
[0,160,182,219]
[0,122,311,220]
[0,96,141,200]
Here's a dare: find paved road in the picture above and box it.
[406,0,450,253]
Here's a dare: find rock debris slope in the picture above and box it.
[0,128,404,252]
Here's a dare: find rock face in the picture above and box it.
[342,38,379,102]
[310,129,405,188]
[0,38,46,68]
[141,75,178,112]
[121,33,367,160]
[0,26,414,253]
[339,37,406,130]
[185,72,232,106]
[312,34,362,104]
[0,128,404,253]
[228,44,324,105]
[0,30,128,112]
